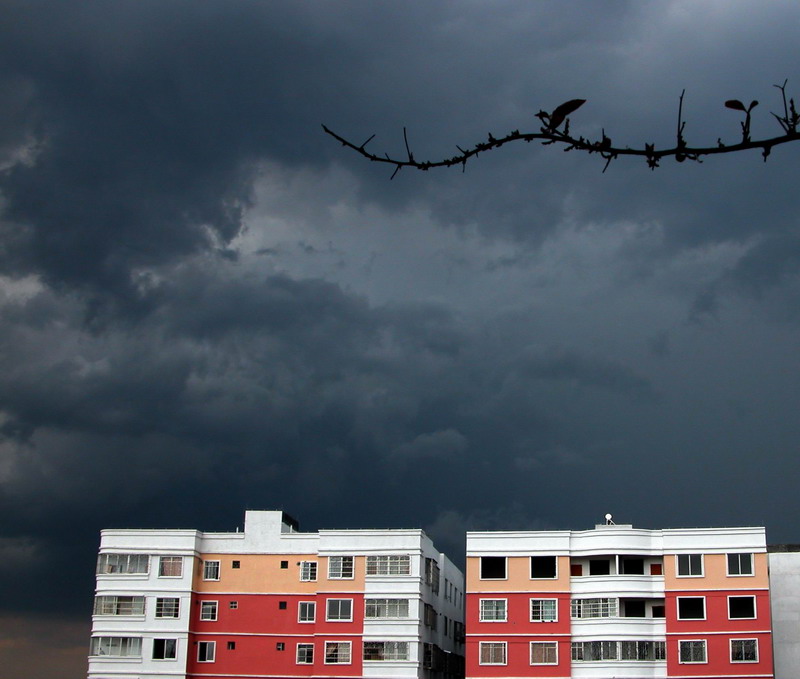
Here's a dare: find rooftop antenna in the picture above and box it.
[604,513,615,525]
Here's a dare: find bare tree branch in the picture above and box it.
[323,82,800,177]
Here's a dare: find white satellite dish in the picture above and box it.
[604,513,615,525]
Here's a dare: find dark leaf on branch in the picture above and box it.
[749,100,759,110]
[548,99,587,129]
[725,99,747,111]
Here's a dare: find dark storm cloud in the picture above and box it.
[3,3,800,676]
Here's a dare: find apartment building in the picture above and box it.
[466,521,773,679]
[88,510,465,679]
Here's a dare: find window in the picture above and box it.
[279,601,287,610]
[227,641,236,650]
[365,598,409,618]
[155,597,180,619]
[424,603,438,629]
[620,640,666,661]
[232,560,240,569]
[90,637,142,657]
[280,560,289,569]
[479,642,507,665]
[679,640,706,663]
[480,556,506,579]
[589,559,610,575]
[571,641,618,661]
[298,601,316,622]
[366,554,411,575]
[326,598,353,621]
[297,643,314,664]
[325,641,351,664]
[620,557,644,574]
[93,596,145,616]
[300,561,317,581]
[200,601,218,621]
[96,553,148,575]
[571,598,617,619]
[531,555,557,578]
[729,596,756,619]
[277,642,285,651]
[728,553,754,576]
[425,557,441,593]
[479,599,507,622]
[530,641,558,665]
[677,597,705,620]
[364,641,410,660]
[328,556,354,579]
[571,563,583,576]
[229,601,238,609]
[203,560,220,581]
[530,598,557,622]
[623,600,645,617]
[677,553,703,577]
[152,639,177,660]
[158,556,182,577]
[731,639,758,662]
[197,641,216,662]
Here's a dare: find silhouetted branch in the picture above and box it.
[323,83,799,176]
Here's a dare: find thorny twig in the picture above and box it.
[323,83,799,177]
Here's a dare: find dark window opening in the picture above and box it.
[623,600,645,617]
[589,559,610,575]
[650,563,663,575]
[227,641,236,650]
[280,560,289,569]
[652,605,665,618]
[480,556,506,579]
[279,601,287,610]
[729,596,756,619]
[621,558,644,575]
[232,560,240,569]
[277,642,285,651]
[531,556,557,579]
[570,563,583,577]
[678,597,705,619]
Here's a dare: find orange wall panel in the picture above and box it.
[664,553,769,590]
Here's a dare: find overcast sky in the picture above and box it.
[2,1,800,675]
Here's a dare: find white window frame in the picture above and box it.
[479,598,507,622]
[730,638,758,663]
[90,636,142,657]
[479,556,507,580]
[728,595,757,620]
[200,600,218,621]
[530,555,558,579]
[155,597,180,619]
[152,638,177,661]
[93,595,146,616]
[677,596,706,621]
[298,601,316,623]
[363,641,410,661]
[365,598,410,618]
[326,598,353,622]
[530,641,558,665]
[571,597,618,619]
[203,560,220,581]
[300,561,318,581]
[678,639,707,664]
[676,553,703,577]
[197,641,216,663]
[366,554,411,576]
[328,555,354,579]
[530,598,558,622]
[727,552,754,576]
[296,643,314,664]
[324,641,352,664]
[479,641,507,665]
[158,556,183,577]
